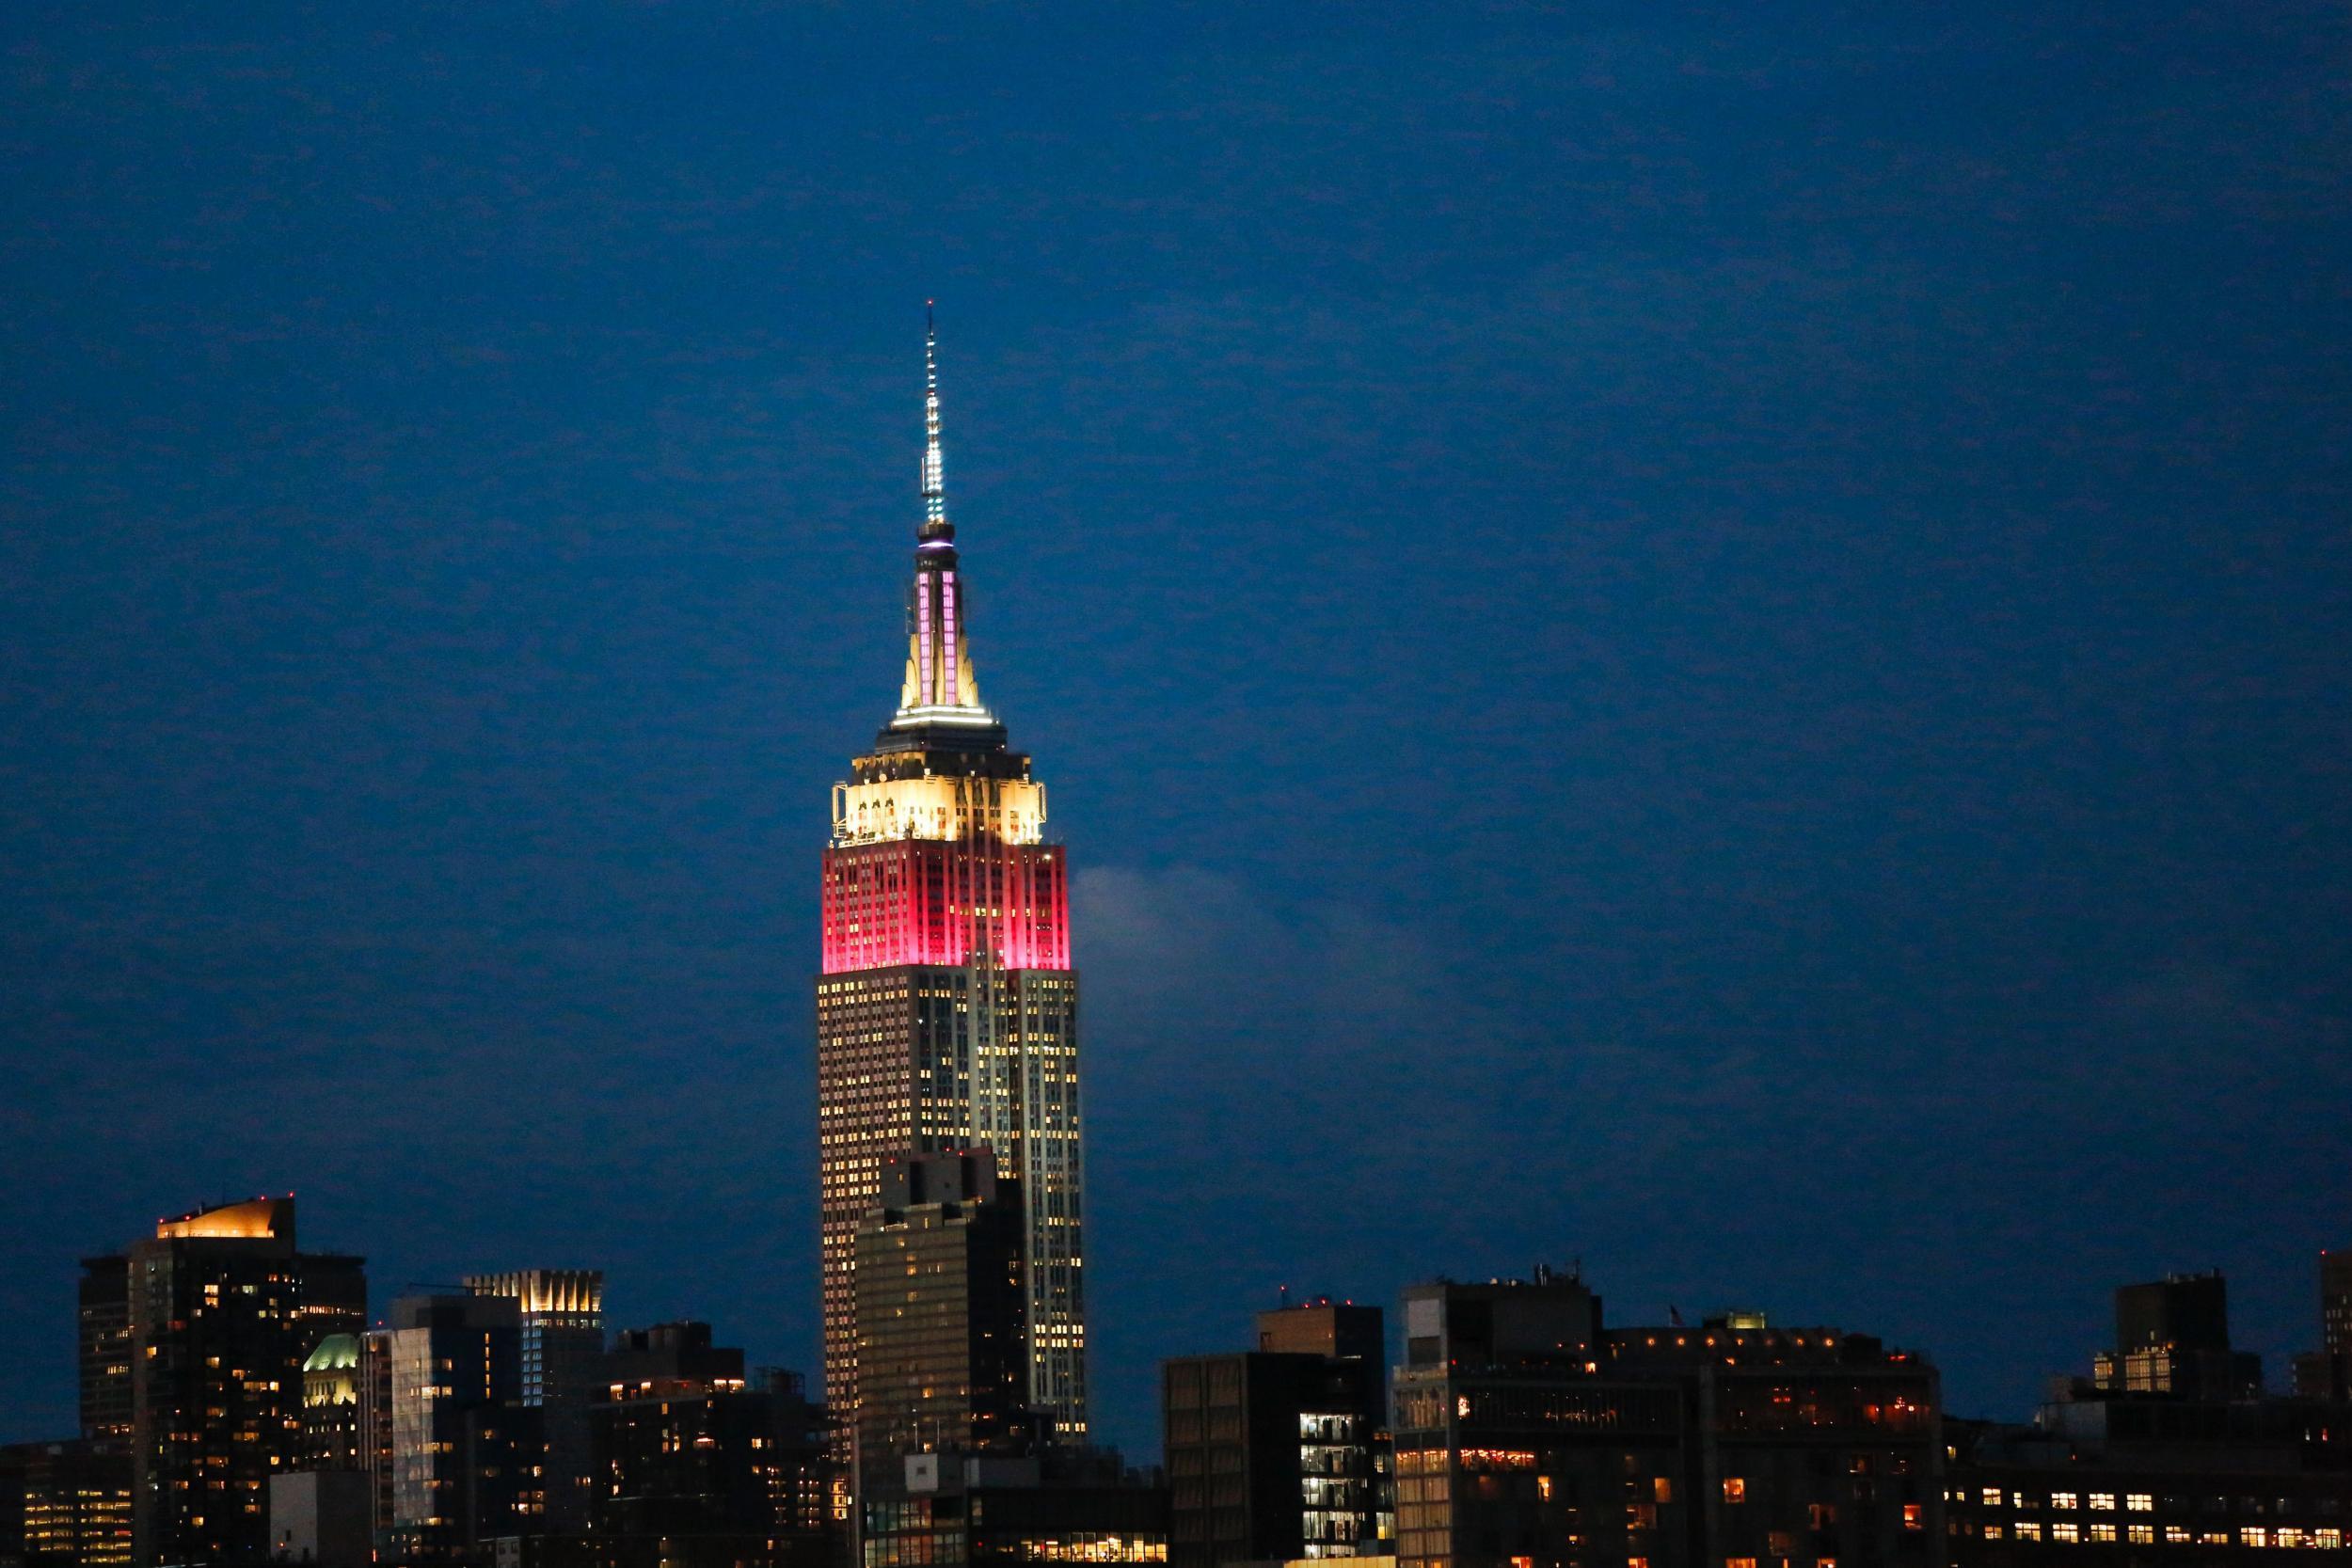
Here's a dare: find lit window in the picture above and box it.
[2053,1493,2078,1511]
[1653,1478,1674,1504]
[1981,1488,2003,1507]
[2015,1523,2042,1542]
[1983,1526,2003,1540]
[2126,1494,2153,1513]
[2090,1493,2116,1512]
[1723,1479,1746,1503]
[1903,1503,1923,1529]
[2090,1524,2116,1543]
[2052,1523,2079,1543]
[2127,1525,2153,1544]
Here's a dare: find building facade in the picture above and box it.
[383,1291,537,1562]
[76,1258,133,1454]
[120,1196,364,1568]
[266,1469,373,1568]
[0,1438,134,1568]
[358,1328,395,1547]
[2293,1247,2352,1402]
[1390,1272,1943,1568]
[1258,1302,1387,1365]
[1949,1268,2352,1563]
[2091,1272,2259,1403]
[862,1452,1168,1568]
[853,1151,1036,1493]
[464,1270,608,1531]
[588,1323,834,1568]
[1948,1407,2352,1562]
[816,317,1087,1448]
[301,1332,364,1470]
[1162,1346,1388,1567]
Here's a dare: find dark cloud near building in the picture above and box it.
[3,1,2349,1457]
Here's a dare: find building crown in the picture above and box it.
[890,306,1003,746]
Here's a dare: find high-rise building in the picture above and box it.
[589,1322,834,1568]
[461,1269,606,1408]
[121,1196,364,1568]
[1390,1271,1943,1568]
[1162,1330,1388,1566]
[294,1252,369,1362]
[2295,1247,2352,1401]
[356,1328,394,1545]
[0,1438,134,1568]
[383,1291,537,1562]
[1950,1270,2352,1562]
[854,1150,1036,1492]
[76,1257,133,1452]
[299,1333,363,1469]
[2325,1248,2352,1359]
[1161,1299,1391,1568]
[816,315,1087,1448]
[463,1269,607,1530]
[2090,1270,2260,1402]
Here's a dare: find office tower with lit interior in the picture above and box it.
[816,314,1086,1448]
[115,1196,365,1568]
[2091,1269,2261,1402]
[383,1291,541,1561]
[1163,1301,1390,1568]
[589,1321,834,1568]
[1390,1269,1943,1568]
[853,1150,1036,1492]
[464,1269,606,1529]
[77,1256,133,1454]
[0,1438,133,1568]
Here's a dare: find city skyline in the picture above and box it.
[5,0,2350,1478]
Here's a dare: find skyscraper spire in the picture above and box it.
[921,300,949,543]
[893,305,998,740]
[819,312,1089,1465]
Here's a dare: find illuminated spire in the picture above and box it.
[922,301,949,542]
[892,304,999,741]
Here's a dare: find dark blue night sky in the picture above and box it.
[4,3,2348,1459]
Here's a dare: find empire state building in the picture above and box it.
[815,316,1088,1445]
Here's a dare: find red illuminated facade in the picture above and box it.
[814,314,1089,1464]
[819,834,1069,974]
